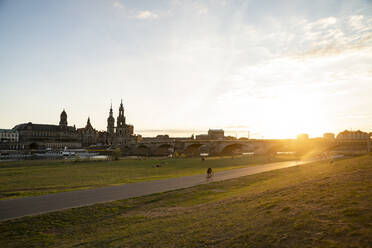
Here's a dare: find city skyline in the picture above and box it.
[1,0,371,138]
[2,103,371,139]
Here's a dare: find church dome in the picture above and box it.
[59,109,68,126]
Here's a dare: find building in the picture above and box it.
[0,129,19,150]
[4,100,141,150]
[13,110,81,149]
[0,129,19,143]
[195,129,225,140]
[141,135,192,142]
[336,130,370,140]
[106,100,138,145]
[195,134,210,140]
[208,129,225,140]
[77,117,98,147]
[323,133,335,140]
[67,101,139,147]
[297,133,309,141]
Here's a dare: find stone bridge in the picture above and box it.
[118,138,371,156]
[120,139,296,156]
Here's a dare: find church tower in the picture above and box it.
[107,103,115,134]
[59,109,67,127]
[116,99,126,136]
[86,117,93,129]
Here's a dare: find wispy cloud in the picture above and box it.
[112,1,158,20]
[294,15,372,58]
[193,2,208,15]
[305,16,337,30]
[112,0,124,9]
[136,10,158,20]
[349,15,365,30]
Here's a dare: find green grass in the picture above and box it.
[0,155,291,199]
[0,155,371,247]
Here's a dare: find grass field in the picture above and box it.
[0,155,371,247]
[0,155,291,200]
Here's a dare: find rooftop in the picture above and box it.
[0,129,17,133]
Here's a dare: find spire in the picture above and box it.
[107,102,115,134]
[86,116,93,129]
[117,98,126,128]
[109,102,113,116]
[119,99,124,112]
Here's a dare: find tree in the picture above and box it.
[111,148,121,161]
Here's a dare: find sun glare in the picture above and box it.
[260,87,327,139]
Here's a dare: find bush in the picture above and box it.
[174,151,179,158]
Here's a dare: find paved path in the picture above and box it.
[0,160,314,222]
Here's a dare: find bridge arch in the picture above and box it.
[120,145,132,155]
[153,143,173,156]
[219,143,244,155]
[134,144,151,156]
[183,143,203,156]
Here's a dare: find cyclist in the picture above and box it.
[206,167,213,179]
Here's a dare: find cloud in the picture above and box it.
[349,15,364,30]
[305,16,337,30]
[111,2,158,20]
[136,10,158,19]
[112,0,124,9]
[293,15,372,59]
[297,32,372,58]
[193,2,208,15]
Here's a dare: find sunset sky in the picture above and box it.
[0,0,371,138]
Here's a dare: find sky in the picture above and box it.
[0,0,371,139]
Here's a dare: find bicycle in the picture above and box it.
[206,168,213,179]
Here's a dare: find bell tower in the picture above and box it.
[107,103,115,134]
[116,99,126,137]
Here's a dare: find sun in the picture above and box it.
[237,86,329,139]
[267,90,327,139]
